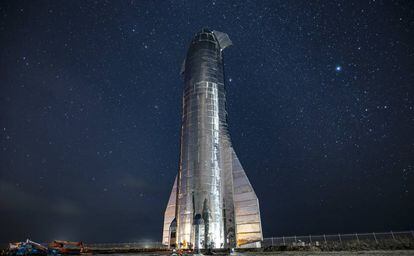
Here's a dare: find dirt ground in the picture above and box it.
[92,251,414,256]
[231,250,414,256]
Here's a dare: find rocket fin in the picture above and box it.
[162,175,177,245]
[231,148,263,247]
[212,30,233,50]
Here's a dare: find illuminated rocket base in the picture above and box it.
[162,29,263,249]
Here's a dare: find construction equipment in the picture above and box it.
[8,239,48,256]
[48,241,84,255]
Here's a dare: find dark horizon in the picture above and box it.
[1,1,413,243]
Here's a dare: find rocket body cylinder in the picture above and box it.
[162,29,263,250]
[176,28,228,249]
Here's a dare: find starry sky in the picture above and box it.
[1,0,413,243]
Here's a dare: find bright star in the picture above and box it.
[336,66,342,72]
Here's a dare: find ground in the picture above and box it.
[94,251,414,256]
[231,251,414,256]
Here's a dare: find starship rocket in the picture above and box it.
[162,28,262,250]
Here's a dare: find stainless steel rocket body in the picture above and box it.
[177,29,228,249]
[162,29,263,250]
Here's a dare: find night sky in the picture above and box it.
[1,0,413,243]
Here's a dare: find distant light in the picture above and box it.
[336,66,342,72]
[228,78,232,82]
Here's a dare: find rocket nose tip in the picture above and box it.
[200,27,212,33]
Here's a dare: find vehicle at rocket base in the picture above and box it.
[162,28,263,250]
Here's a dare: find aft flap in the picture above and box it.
[231,147,263,246]
[162,175,177,245]
[212,30,233,50]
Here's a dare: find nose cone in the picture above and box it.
[200,27,213,33]
[191,28,218,46]
[180,28,232,76]
[191,28,233,50]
